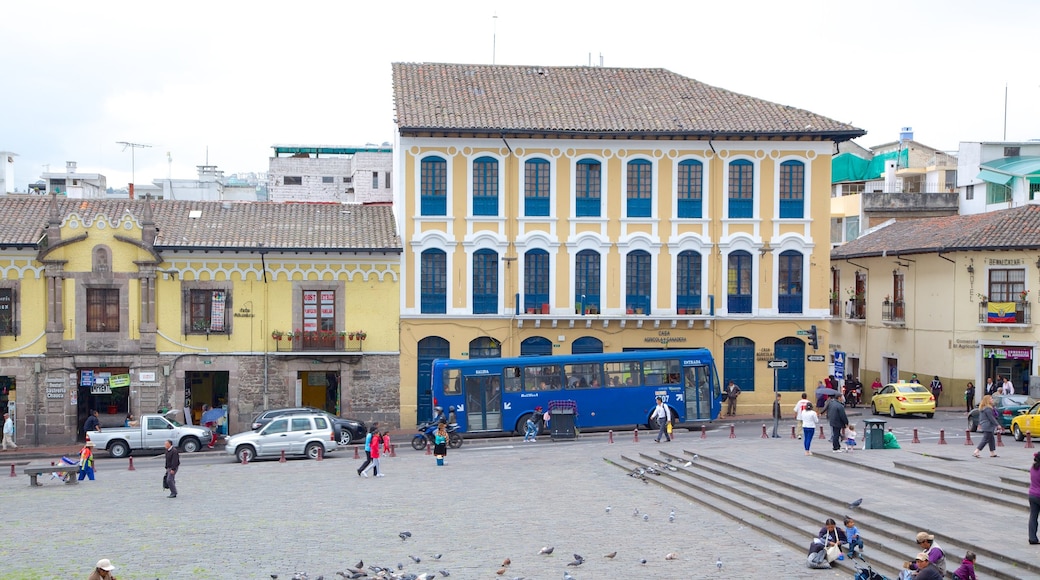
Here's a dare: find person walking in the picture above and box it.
[793,392,809,439]
[651,396,672,443]
[83,409,101,434]
[357,424,377,477]
[929,376,943,405]
[88,558,118,580]
[973,394,1001,458]
[725,381,741,416]
[801,403,820,455]
[771,393,782,438]
[964,382,976,413]
[826,396,849,453]
[77,441,96,481]
[1029,452,1040,545]
[164,439,180,498]
[433,421,448,466]
[362,430,383,477]
[2,412,16,451]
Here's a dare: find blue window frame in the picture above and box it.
[724,337,755,392]
[524,158,550,216]
[677,250,702,313]
[727,250,752,313]
[575,159,601,217]
[420,156,447,216]
[472,249,498,314]
[472,156,498,216]
[778,250,803,313]
[626,250,651,313]
[779,160,804,219]
[728,160,753,219]
[677,160,703,218]
[627,159,652,217]
[420,249,447,313]
[575,250,600,311]
[524,249,549,312]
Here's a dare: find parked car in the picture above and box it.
[972,394,1036,432]
[1010,401,1040,441]
[871,381,935,418]
[226,412,337,462]
[87,414,211,458]
[250,407,366,446]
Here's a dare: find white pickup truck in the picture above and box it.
[87,414,211,458]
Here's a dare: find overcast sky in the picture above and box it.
[2,0,1037,191]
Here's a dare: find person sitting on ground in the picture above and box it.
[902,532,946,578]
[88,558,117,580]
[818,518,848,555]
[805,537,831,569]
[902,552,942,580]
[844,515,864,557]
[951,550,976,580]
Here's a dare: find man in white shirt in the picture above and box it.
[651,397,672,443]
[1002,377,1014,395]
[2,412,16,450]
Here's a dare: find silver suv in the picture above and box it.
[225,413,337,462]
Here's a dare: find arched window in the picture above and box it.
[575,159,601,217]
[469,336,501,359]
[472,249,498,314]
[93,247,110,274]
[727,250,752,313]
[677,250,702,314]
[520,336,552,357]
[571,336,603,354]
[575,250,600,312]
[724,336,755,393]
[472,156,498,216]
[728,159,753,218]
[524,249,549,312]
[677,160,703,218]
[626,250,651,313]
[779,160,805,219]
[420,249,447,313]
[627,159,652,217]
[778,250,803,314]
[524,159,550,216]
[420,156,447,216]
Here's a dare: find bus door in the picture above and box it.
[684,366,713,420]
[464,374,502,432]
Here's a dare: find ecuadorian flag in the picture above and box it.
[987,302,1017,323]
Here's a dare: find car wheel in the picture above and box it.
[181,437,201,453]
[338,429,353,446]
[889,405,897,418]
[1014,424,1025,442]
[109,440,130,459]
[871,403,879,416]
[924,413,934,419]
[306,442,324,460]
[235,445,255,463]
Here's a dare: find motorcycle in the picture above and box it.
[410,420,463,451]
[844,385,862,408]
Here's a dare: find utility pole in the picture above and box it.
[117,141,151,197]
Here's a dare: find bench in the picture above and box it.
[23,462,80,487]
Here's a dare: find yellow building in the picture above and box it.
[392,63,864,425]
[0,196,400,446]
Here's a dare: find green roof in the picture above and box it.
[980,156,1040,177]
[831,149,908,183]
[977,169,1013,185]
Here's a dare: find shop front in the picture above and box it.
[983,346,1033,392]
[77,367,130,439]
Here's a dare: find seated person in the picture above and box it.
[806,537,831,569]
[818,518,848,554]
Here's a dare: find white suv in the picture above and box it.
[225,413,337,462]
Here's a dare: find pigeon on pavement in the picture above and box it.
[400,531,413,540]
[604,552,617,559]
[539,546,555,555]
[665,553,678,560]
[716,556,723,569]
[847,498,863,510]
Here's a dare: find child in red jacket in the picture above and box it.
[362,431,383,477]
[951,551,976,580]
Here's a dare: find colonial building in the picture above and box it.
[392,62,864,423]
[0,196,401,446]
[830,205,1040,407]
[267,145,394,204]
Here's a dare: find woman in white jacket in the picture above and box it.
[801,402,820,456]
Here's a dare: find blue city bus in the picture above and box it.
[431,349,721,435]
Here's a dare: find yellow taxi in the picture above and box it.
[1010,401,1040,441]
[871,381,935,418]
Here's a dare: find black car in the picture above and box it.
[250,407,366,446]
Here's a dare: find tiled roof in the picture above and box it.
[0,197,401,251]
[392,62,865,140]
[831,205,1040,259]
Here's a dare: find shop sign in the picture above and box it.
[985,347,1032,360]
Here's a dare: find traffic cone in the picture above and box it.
[761,424,768,439]
[128,457,136,471]
[938,429,947,445]
[279,450,286,463]
[964,430,973,445]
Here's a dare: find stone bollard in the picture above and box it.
[128,457,136,471]
[608,430,614,444]
[938,429,947,445]
[9,464,15,477]
[390,444,397,457]
[964,430,973,445]
[729,425,736,439]
[1027,432,1035,449]
[701,425,707,439]
[316,446,324,461]
[426,442,432,455]
[354,445,360,459]
[819,426,826,440]
[997,431,1004,447]
[633,428,639,443]
[279,450,286,463]
[912,428,921,443]
[791,425,797,439]
[761,424,768,439]
[240,451,249,465]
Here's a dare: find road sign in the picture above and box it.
[807,354,826,362]
[796,330,808,336]
[833,351,846,380]
[767,360,789,369]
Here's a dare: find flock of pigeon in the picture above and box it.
[626,456,696,484]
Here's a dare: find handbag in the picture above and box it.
[825,544,841,563]
[162,474,169,489]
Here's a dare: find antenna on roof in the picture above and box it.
[492,12,498,65]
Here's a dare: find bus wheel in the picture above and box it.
[514,413,533,436]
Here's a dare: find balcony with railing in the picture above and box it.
[978,301,1031,325]
[881,300,906,324]
[273,332,365,352]
[845,298,866,321]
[829,298,841,317]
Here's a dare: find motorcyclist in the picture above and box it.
[447,406,457,425]
[844,377,862,408]
[431,406,446,424]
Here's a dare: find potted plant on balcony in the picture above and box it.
[271,330,284,341]
[356,330,367,341]
[976,293,989,303]
[1020,290,1030,302]
[883,295,891,305]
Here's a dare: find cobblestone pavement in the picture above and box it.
[3,431,854,580]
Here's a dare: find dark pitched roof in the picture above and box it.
[831,205,1040,259]
[0,197,401,252]
[392,62,864,141]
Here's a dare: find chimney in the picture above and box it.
[66,161,77,174]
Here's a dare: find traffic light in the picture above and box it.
[807,324,819,351]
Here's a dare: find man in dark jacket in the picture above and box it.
[164,439,180,498]
[826,396,849,452]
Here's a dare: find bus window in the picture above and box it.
[604,361,641,387]
[444,369,462,394]
[644,359,679,386]
[504,367,523,393]
[563,363,599,389]
[525,365,562,391]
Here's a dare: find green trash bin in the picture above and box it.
[863,419,886,449]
